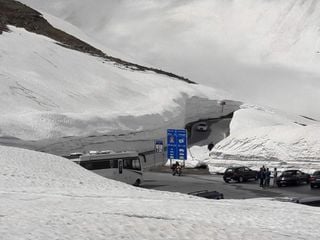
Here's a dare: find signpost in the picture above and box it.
[167,129,187,167]
[154,139,164,166]
[154,139,164,153]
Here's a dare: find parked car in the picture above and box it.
[188,190,224,200]
[291,196,320,207]
[223,167,258,183]
[276,170,310,187]
[310,171,320,189]
[196,122,208,132]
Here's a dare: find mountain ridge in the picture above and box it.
[0,0,195,84]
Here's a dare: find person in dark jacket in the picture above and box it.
[258,167,266,187]
[265,168,271,187]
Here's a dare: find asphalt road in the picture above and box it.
[189,118,231,146]
[141,170,320,200]
[141,118,232,168]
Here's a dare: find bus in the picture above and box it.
[74,151,144,186]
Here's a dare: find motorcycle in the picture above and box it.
[172,165,182,176]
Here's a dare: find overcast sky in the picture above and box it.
[21,0,320,119]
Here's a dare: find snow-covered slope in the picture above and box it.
[0,25,232,140]
[19,0,320,119]
[208,105,320,173]
[1,145,320,240]
[1,1,319,172]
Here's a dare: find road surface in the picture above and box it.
[141,170,320,200]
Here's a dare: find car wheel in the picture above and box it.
[311,184,315,189]
[224,179,230,183]
[133,179,141,187]
[238,176,244,183]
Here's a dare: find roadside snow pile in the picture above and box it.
[208,105,320,173]
[165,145,211,168]
[1,145,320,240]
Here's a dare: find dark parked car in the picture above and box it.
[223,167,258,183]
[276,170,310,187]
[291,196,320,207]
[310,171,320,189]
[188,190,224,200]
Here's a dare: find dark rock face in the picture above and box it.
[0,0,195,84]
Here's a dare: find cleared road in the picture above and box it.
[141,171,320,200]
[189,118,231,146]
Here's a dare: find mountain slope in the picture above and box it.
[19,0,320,119]
[1,1,319,172]
[0,1,234,141]
[0,0,194,83]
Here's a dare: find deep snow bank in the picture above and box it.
[1,145,320,240]
[0,26,235,140]
[208,105,320,173]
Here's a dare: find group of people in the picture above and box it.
[257,166,277,188]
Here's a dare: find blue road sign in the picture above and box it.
[167,129,187,160]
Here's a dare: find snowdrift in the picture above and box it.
[1,145,320,240]
[208,105,320,173]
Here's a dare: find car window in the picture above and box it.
[283,171,294,176]
[244,167,250,172]
[314,171,320,176]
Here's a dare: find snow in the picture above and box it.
[208,106,320,174]
[162,104,320,174]
[1,15,319,236]
[1,1,318,173]
[165,145,211,169]
[1,145,320,240]
[19,0,320,119]
[0,26,235,140]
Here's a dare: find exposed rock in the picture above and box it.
[0,0,195,83]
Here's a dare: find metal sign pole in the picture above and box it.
[153,140,156,167]
[162,137,165,164]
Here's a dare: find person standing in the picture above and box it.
[273,167,278,187]
[259,167,265,187]
[265,168,271,187]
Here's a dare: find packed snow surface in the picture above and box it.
[208,105,320,173]
[1,145,320,240]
